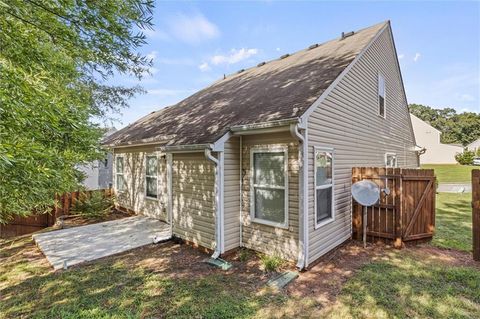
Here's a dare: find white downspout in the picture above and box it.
[290,122,309,269]
[239,136,243,247]
[167,153,173,236]
[205,148,223,259]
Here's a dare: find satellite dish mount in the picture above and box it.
[351,180,381,248]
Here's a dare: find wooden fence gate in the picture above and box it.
[352,167,436,247]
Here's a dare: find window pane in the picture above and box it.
[379,96,385,116]
[378,75,385,117]
[254,152,285,186]
[146,177,157,197]
[386,155,397,168]
[116,157,124,173]
[316,187,332,223]
[254,188,285,224]
[146,156,157,176]
[316,151,332,186]
[116,174,125,191]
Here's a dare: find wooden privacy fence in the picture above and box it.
[352,167,436,247]
[0,189,112,238]
[472,170,480,261]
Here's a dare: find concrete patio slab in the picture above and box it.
[33,216,170,270]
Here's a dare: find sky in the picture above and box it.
[110,0,480,128]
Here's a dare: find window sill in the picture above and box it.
[314,217,335,230]
[145,196,159,201]
[251,218,289,230]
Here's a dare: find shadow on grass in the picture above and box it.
[0,240,273,319]
[325,253,480,319]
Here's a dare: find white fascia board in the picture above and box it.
[299,22,390,123]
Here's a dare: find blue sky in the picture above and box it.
[112,1,479,127]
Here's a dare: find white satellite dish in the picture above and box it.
[352,180,380,206]
[351,180,380,248]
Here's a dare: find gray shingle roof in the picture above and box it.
[103,22,387,147]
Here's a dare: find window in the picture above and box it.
[115,156,125,192]
[385,153,397,168]
[250,147,288,227]
[378,74,386,117]
[145,155,158,199]
[315,148,334,227]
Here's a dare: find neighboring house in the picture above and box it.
[410,114,463,164]
[467,138,480,153]
[103,21,418,269]
[79,128,117,190]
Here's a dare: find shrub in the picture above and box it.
[238,248,251,262]
[71,191,113,219]
[259,254,284,272]
[455,149,475,165]
[476,148,480,157]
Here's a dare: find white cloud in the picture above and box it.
[146,51,158,61]
[458,93,475,102]
[210,48,259,65]
[413,53,421,62]
[398,54,405,60]
[167,13,220,44]
[156,57,195,66]
[198,62,211,72]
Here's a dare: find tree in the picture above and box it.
[409,104,480,146]
[0,0,154,222]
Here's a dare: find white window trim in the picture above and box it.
[385,152,398,168]
[378,73,386,119]
[115,155,125,193]
[314,146,335,229]
[145,154,159,200]
[249,146,289,229]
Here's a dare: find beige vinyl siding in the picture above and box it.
[307,27,418,264]
[172,152,216,250]
[113,146,168,221]
[241,131,299,260]
[224,136,241,251]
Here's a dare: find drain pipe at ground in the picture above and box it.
[205,148,223,259]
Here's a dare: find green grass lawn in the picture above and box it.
[1,193,478,318]
[421,164,477,184]
[432,192,472,252]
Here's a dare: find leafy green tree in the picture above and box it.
[0,0,154,222]
[410,104,480,146]
[455,149,475,165]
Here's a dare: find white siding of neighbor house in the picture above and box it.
[240,131,300,261]
[113,146,168,221]
[224,136,241,252]
[172,152,216,250]
[306,26,418,264]
[410,114,463,164]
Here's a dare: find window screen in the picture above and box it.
[115,156,125,191]
[378,74,386,117]
[315,150,333,225]
[145,155,158,198]
[251,150,287,226]
[386,153,397,168]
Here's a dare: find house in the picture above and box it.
[410,114,463,164]
[78,128,117,190]
[103,21,418,269]
[467,138,480,153]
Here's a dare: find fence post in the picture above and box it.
[473,170,480,261]
[394,168,403,248]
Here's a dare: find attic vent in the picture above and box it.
[257,61,266,67]
[341,31,355,40]
[237,69,245,74]
[308,44,319,50]
[280,53,290,59]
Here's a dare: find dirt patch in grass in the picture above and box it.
[405,244,479,269]
[286,242,387,305]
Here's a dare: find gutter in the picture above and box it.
[290,121,309,270]
[205,148,224,259]
[231,118,299,134]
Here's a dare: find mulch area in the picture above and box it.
[56,208,135,228]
